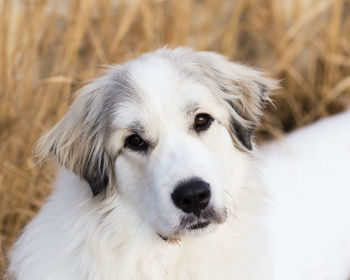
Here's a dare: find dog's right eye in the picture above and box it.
[194,113,213,132]
[125,134,148,151]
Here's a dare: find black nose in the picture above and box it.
[171,178,211,217]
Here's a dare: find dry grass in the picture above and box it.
[1,0,350,276]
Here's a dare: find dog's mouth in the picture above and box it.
[158,221,210,243]
[157,207,227,243]
[188,221,210,230]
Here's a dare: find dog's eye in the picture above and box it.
[125,134,148,151]
[194,113,213,132]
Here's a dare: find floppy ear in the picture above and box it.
[191,51,278,150]
[37,82,115,196]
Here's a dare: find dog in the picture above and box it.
[9,47,350,280]
[8,47,277,279]
[8,47,276,280]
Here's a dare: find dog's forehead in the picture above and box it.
[112,55,225,129]
[129,56,213,106]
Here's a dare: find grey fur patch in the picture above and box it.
[129,121,146,135]
[38,67,138,196]
[184,102,200,116]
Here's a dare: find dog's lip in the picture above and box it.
[157,233,181,243]
[158,233,168,241]
[188,221,210,230]
[157,221,211,242]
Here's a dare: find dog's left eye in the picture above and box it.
[194,113,213,132]
[125,134,148,151]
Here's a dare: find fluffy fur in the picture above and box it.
[8,47,278,280]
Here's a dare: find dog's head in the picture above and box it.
[38,48,277,240]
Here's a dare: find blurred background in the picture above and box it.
[1,0,350,275]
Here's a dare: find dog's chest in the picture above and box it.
[107,239,237,280]
[91,230,270,280]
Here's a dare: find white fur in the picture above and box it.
[12,47,350,280]
[260,110,350,280]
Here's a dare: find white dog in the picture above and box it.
[8,47,350,280]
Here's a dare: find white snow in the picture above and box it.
[259,110,350,280]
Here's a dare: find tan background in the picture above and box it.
[1,0,350,276]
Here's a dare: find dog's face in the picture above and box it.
[39,48,277,240]
[111,61,239,238]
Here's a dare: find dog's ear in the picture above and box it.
[191,51,278,150]
[37,82,115,196]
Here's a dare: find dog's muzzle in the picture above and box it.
[157,177,227,243]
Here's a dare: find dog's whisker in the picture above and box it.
[123,218,144,258]
[225,190,237,218]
